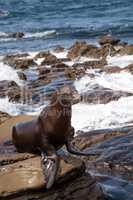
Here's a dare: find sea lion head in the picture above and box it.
[50,86,73,107]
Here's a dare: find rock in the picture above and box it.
[8,32,24,38]
[7,85,21,102]
[0,140,104,200]
[67,41,117,60]
[17,71,27,80]
[81,85,132,104]
[0,112,11,125]
[65,66,86,79]
[81,44,116,59]
[99,35,120,46]
[51,62,68,72]
[0,80,21,102]
[116,44,133,55]
[4,54,35,69]
[54,46,65,53]
[103,66,122,73]
[35,52,61,65]
[73,126,133,180]
[124,64,133,73]
[4,53,29,60]
[73,125,133,200]
[38,66,51,78]
[67,41,98,59]
[73,59,107,69]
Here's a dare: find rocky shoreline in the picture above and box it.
[0,35,133,199]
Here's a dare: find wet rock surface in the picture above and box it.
[99,35,120,46]
[67,41,116,60]
[81,85,132,104]
[4,54,35,69]
[17,71,27,81]
[0,80,21,101]
[35,51,61,65]
[116,45,133,56]
[0,141,103,199]
[7,32,25,38]
[73,126,133,199]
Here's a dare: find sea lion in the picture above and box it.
[12,86,96,189]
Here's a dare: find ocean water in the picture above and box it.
[0,0,133,54]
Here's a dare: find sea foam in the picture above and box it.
[0,62,21,85]
[74,71,133,93]
[72,96,133,131]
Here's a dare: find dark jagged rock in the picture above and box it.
[116,44,133,55]
[53,46,65,52]
[7,85,21,102]
[65,66,86,79]
[38,66,51,76]
[17,71,27,81]
[7,32,24,38]
[99,35,120,46]
[4,53,29,61]
[72,58,107,69]
[67,41,98,59]
[81,85,132,104]
[67,41,116,60]
[4,55,35,69]
[80,44,116,59]
[51,62,69,72]
[35,51,61,65]
[0,80,21,100]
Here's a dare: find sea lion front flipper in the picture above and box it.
[41,151,60,189]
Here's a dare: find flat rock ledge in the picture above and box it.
[0,147,104,200]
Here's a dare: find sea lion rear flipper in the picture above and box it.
[41,151,60,189]
[66,137,100,156]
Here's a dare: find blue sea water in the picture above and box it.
[0,0,133,54]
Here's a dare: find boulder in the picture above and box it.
[7,32,24,38]
[81,85,132,104]
[65,66,86,79]
[72,59,107,69]
[35,52,61,65]
[17,71,27,81]
[116,45,133,55]
[67,41,98,59]
[4,54,35,69]
[0,80,20,99]
[99,35,120,46]
[80,44,116,59]
[54,46,65,53]
[51,63,69,73]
